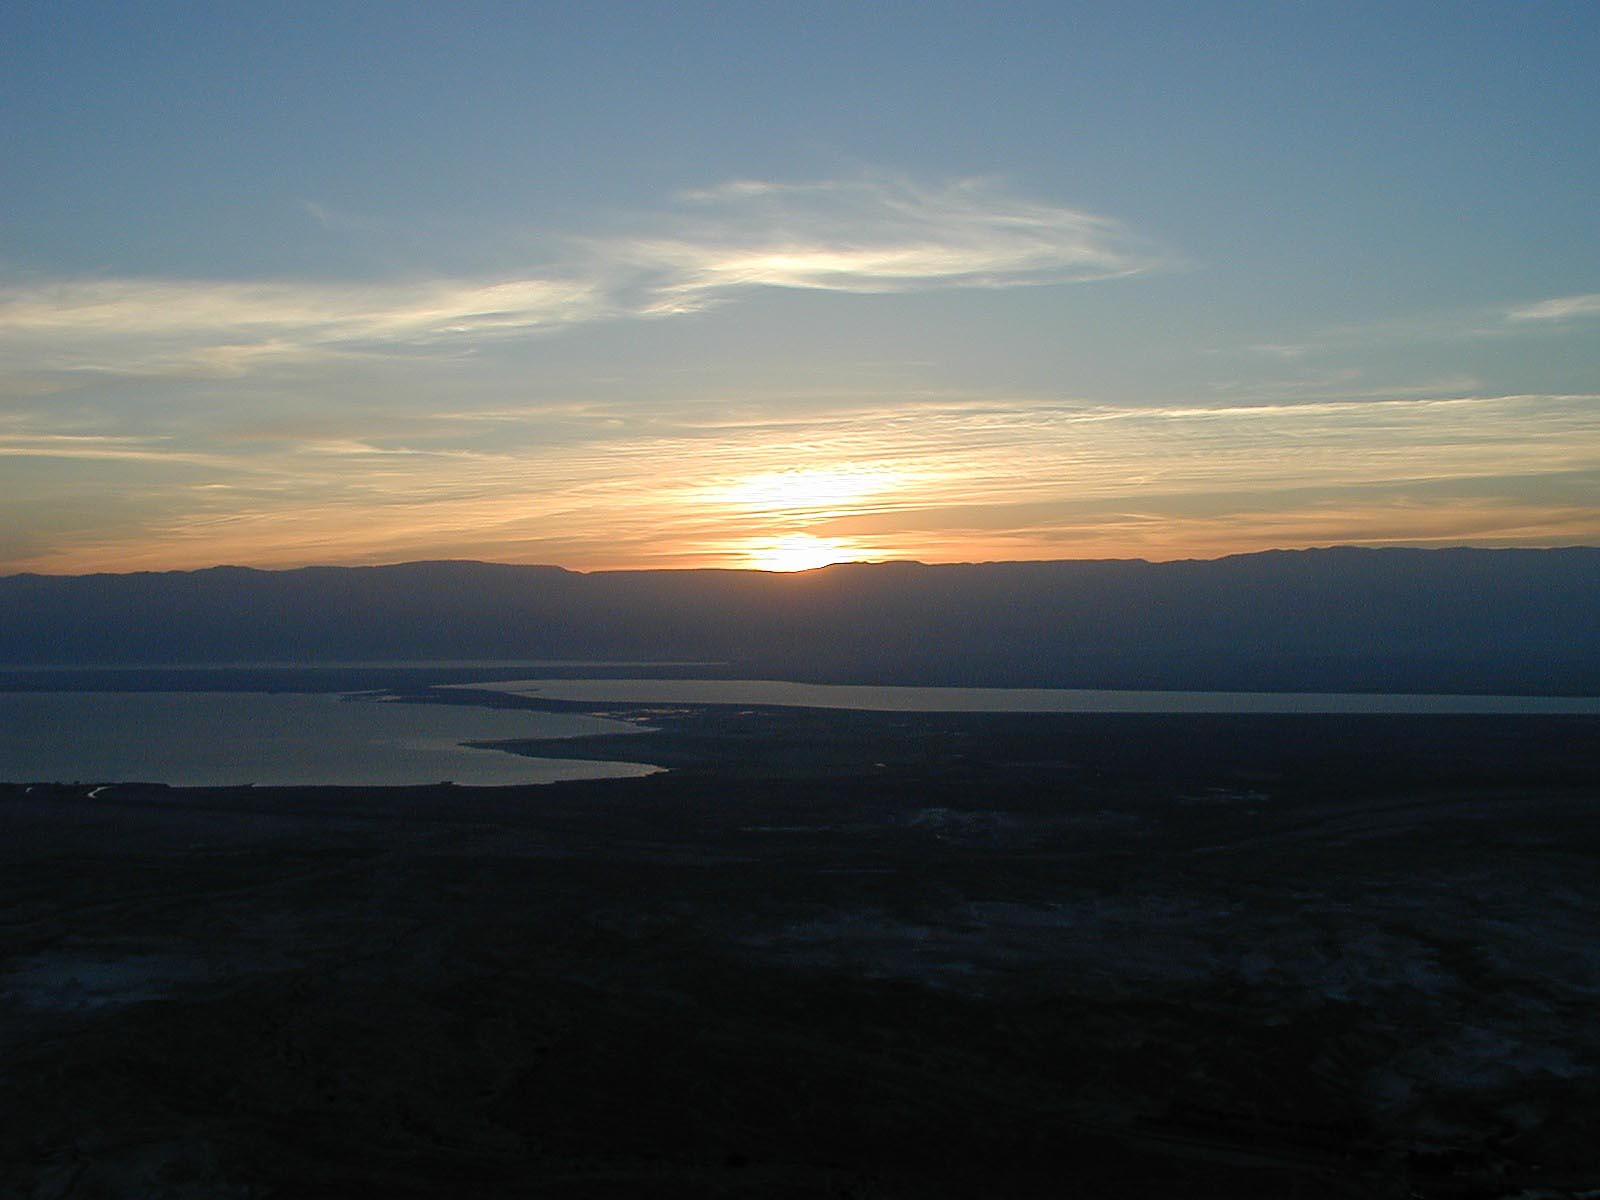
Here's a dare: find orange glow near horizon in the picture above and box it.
[14,500,1600,577]
[738,533,863,572]
[7,392,1599,576]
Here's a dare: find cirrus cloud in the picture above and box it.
[1506,293,1600,323]
[599,176,1165,306]
[0,176,1168,380]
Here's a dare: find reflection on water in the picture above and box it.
[465,678,1600,715]
[0,692,658,787]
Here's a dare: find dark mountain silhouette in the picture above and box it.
[3,547,1597,693]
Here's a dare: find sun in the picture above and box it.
[742,534,855,572]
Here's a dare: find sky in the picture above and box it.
[2,1,1597,574]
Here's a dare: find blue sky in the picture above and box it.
[3,1,1597,571]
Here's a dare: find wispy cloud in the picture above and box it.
[1209,291,1600,367]
[0,432,227,466]
[0,176,1166,379]
[0,277,611,378]
[600,176,1164,307]
[1506,293,1600,323]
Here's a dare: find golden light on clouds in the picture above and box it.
[707,466,902,519]
[4,175,1598,581]
[4,392,1598,574]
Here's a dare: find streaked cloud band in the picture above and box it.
[0,176,1165,379]
[6,391,1596,574]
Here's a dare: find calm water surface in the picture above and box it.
[469,678,1600,715]
[0,692,658,787]
[9,682,1598,788]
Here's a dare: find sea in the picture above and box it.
[5,674,1599,788]
[0,691,657,787]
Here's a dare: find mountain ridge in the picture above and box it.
[3,546,1597,694]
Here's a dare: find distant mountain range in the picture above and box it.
[3,547,1598,694]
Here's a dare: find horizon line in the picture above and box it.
[7,542,1600,582]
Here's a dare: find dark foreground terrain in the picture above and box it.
[4,699,1600,1198]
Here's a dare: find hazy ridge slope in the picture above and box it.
[2,547,1598,693]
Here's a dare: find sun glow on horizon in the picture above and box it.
[697,465,908,570]
[740,533,861,572]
